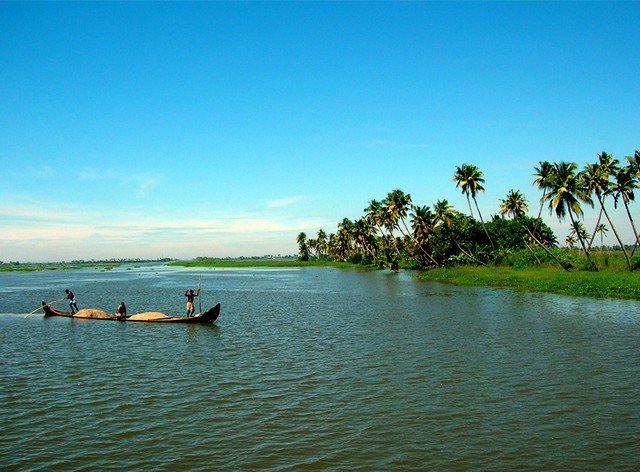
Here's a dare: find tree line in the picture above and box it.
[297,150,640,272]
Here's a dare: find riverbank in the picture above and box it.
[416,265,640,300]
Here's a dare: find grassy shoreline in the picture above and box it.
[416,265,640,300]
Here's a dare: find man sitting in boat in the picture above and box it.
[116,301,127,317]
[185,288,200,317]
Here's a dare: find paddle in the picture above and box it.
[24,298,66,319]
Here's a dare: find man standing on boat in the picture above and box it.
[185,288,200,317]
[65,289,79,313]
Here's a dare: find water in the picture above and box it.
[1,265,639,470]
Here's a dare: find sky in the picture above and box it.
[1,2,639,262]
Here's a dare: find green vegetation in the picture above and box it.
[417,264,640,300]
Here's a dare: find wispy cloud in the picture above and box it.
[25,165,57,179]
[345,139,430,149]
[76,167,164,195]
[266,195,305,208]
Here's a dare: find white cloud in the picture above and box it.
[76,167,164,195]
[266,195,305,208]
[345,139,430,149]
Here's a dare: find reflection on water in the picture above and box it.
[1,266,639,470]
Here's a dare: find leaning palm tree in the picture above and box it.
[379,191,408,259]
[433,198,485,265]
[580,156,631,269]
[453,163,494,249]
[364,199,384,237]
[533,161,555,218]
[543,161,597,270]
[410,205,438,266]
[499,189,569,270]
[612,165,640,256]
[383,189,413,238]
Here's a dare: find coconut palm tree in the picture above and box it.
[543,161,597,270]
[296,232,309,261]
[316,229,328,258]
[499,189,528,219]
[410,205,438,266]
[625,150,640,178]
[352,218,376,260]
[364,199,384,237]
[453,163,494,249]
[565,234,577,248]
[533,161,554,218]
[499,189,569,270]
[612,165,640,257]
[595,223,608,248]
[383,189,413,238]
[580,156,631,269]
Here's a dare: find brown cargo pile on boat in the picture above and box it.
[128,312,172,321]
[72,309,114,319]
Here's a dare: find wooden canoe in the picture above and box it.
[41,300,220,324]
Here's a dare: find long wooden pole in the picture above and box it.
[198,274,202,315]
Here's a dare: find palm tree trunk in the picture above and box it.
[520,222,571,271]
[588,207,603,250]
[597,195,632,270]
[466,195,474,219]
[399,218,438,266]
[522,236,542,265]
[622,199,640,257]
[473,197,496,250]
[568,209,597,271]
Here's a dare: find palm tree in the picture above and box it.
[499,189,528,219]
[565,234,577,248]
[432,199,485,265]
[595,223,608,247]
[532,161,554,218]
[580,155,631,269]
[383,189,413,238]
[364,199,384,236]
[625,150,640,178]
[453,163,495,249]
[352,218,376,260]
[543,161,597,270]
[612,165,640,256]
[499,189,569,270]
[296,232,309,261]
[410,205,438,266]
[316,229,328,258]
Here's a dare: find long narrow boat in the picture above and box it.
[41,300,220,324]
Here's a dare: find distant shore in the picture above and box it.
[5,258,640,301]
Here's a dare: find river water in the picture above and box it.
[1,265,639,470]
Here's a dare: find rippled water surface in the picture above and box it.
[1,265,639,470]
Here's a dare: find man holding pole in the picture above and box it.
[184,288,200,317]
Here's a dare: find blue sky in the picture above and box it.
[1,2,638,262]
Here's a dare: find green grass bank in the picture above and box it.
[416,265,640,300]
